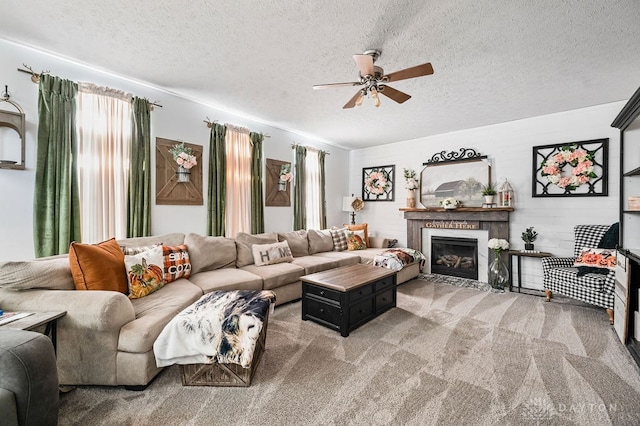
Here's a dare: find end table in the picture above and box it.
[507,250,553,295]
[0,311,66,354]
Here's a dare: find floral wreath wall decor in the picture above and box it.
[532,138,608,197]
[362,165,395,201]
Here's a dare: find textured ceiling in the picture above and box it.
[1,0,639,150]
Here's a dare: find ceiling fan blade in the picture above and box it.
[353,54,374,76]
[386,62,434,82]
[380,85,412,104]
[313,82,361,90]
[343,91,363,109]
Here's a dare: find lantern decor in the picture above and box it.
[497,178,514,207]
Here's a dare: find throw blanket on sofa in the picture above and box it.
[374,248,426,271]
[154,290,275,368]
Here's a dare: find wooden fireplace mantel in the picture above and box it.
[399,207,514,213]
[401,207,512,253]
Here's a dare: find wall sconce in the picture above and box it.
[342,194,364,224]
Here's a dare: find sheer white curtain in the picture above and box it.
[76,83,131,244]
[305,148,322,229]
[225,125,252,237]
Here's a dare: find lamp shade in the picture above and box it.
[343,196,357,212]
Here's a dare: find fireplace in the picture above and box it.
[431,236,478,279]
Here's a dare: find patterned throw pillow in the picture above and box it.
[162,245,192,283]
[343,223,369,247]
[573,248,616,270]
[329,228,349,251]
[121,244,160,255]
[347,232,367,251]
[251,241,294,266]
[124,246,165,299]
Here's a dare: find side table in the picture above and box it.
[0,311,66,354]
[507,250,553,295]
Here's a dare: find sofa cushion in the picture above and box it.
[162,245,192,282]
[0,256,75,291]
[69,238,128,294]
[313,251,361,267]
[308,229,334,254]
[184,233,236,274]
[354,248,386,265]
[278,230,309,257]
[292,255,339,274]
[124,246,165,299]
[545,267,611,292]
[117,233,185,249]
[118,279,202,353]
[187,268,263,293]
[236,232,278,267]
[241,263,305,290]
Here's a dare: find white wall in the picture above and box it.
[0,40,350,260]
[350,102,624,289]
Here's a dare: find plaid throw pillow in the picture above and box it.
[162,244,192,283]
[330,228,349,251]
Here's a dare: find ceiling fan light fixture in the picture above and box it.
[355,92,364,106]
[370,87,381,107]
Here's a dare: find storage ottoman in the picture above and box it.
[154,290,275,387]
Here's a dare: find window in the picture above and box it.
[224,126,252,237]
[305,149,322,229]
[76,84,132,243]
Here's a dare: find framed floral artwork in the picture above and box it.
[362,165,395,201]
[532,138,608,197]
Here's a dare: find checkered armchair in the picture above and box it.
[541,225,615,324]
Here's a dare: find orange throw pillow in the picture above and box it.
[69,238,128,294]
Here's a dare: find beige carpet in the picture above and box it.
[58,279,640,425]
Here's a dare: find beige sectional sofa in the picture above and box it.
[0,230,420,388]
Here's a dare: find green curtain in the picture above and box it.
[249,132,264,234]
[207,123,227,236]
[293,145,307,230]
[34,75,81,257]
[318,150,327,229]
[127,97,151,237]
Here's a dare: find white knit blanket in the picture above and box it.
[154,290,275,368]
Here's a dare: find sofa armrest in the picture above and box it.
[0,289,134,332]
[369,237,397,249]
[541,257,575,272]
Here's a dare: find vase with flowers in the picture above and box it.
[440,197,460,210]
[403,168,419,208]
[169,142,197,183]
[487,238,509,290]
[278,164,293,191]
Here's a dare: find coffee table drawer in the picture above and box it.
[305,298,342,327]
[376,289,394,311]
[375,275,395,292]
[304,283,341,302]
[349,298,374,326]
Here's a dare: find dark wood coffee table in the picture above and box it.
[301,264,397,337]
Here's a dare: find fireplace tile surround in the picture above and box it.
[401,207,512,282]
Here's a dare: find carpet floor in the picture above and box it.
[58,278,640,425]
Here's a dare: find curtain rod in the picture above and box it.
[291,143,330,155]
[203,116,270,138]
[17,64,163,108]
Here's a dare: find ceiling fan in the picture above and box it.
[313,49,434,109]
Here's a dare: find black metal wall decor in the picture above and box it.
[532,138,608,197]
[362,165,395,201]
[424,147,486,165]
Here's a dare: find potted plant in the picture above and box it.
[521,226,538,250]
[482,183,497,204]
